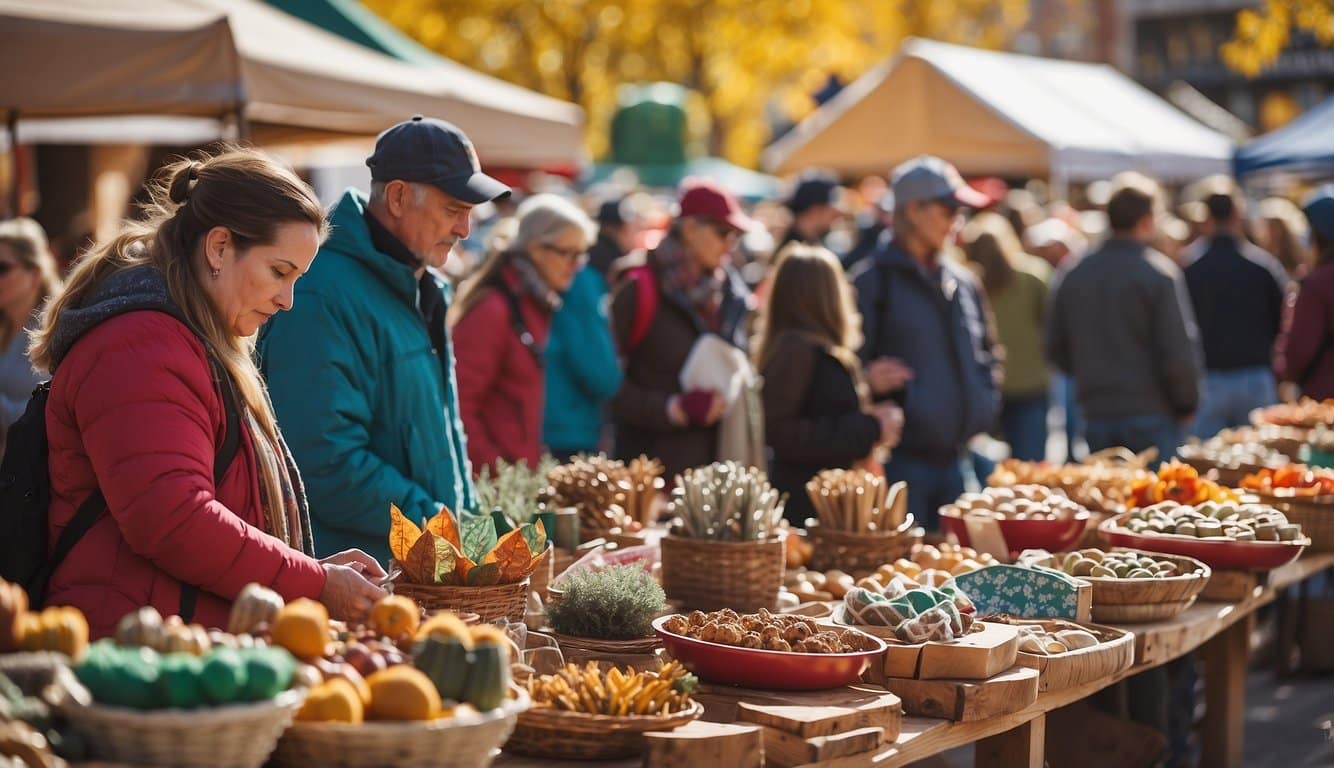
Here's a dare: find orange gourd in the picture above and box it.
[270,598,330,659]
[369,595,419,639]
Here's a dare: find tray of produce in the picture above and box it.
[652,610,885,690]
[940,485,1089,555]
[1099,501,1309,571]
[1020,548,1210,622]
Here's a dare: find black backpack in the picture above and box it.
[0,331,240,618]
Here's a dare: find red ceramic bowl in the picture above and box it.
[939,507,1089,555]
[1098,514,1308,571]
[651,616,886,690]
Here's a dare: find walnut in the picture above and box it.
[759,625,783,645]
[687,611,709,628]
[783,622,814,642]
[763,636,793,652]
[713,622,745,645]
[741,631,764,649]
[663,615,689,635]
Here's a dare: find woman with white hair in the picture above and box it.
[450,194,596,473]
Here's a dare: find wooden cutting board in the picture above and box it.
[761,725,885,767]
[886,666,1039,722]
[643,720,763,768]
[695,683,902,740]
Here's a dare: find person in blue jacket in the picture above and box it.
[258,116,510,564]
[850,156,1001,531]
[541,200,632,459]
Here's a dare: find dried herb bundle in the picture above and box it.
[669,462,785,541]
[545,454,664,539]
[475,456,556,525]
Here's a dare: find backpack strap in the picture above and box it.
[502,288,545,368]
[39,356,242,621]
[625,266,659,353]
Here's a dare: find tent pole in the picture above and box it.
[233,105,249,143]
[6,110,17,218]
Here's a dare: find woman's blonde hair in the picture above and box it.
[29,146,327,450]
[753,243,862,373]
[0,217,63,348]
[961,211,1026,295]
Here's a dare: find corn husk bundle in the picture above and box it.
[545,454,665,539]
[805,469,907,532]
[669,462,785,541]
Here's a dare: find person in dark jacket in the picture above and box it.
[1046,172,1203,462]
[757,244,903,526]
[31,149,385,638]
[451,194,596,473]
[851,156,1000,530]
[1279,186,1334,400]
[1181,179,1288,437]
[259,116,510,564]
[610,178,756,478]
[778,172,845,255]
[0,219,62,462]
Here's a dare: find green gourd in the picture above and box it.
[240,647,296,702]
[157,653,205,709]
[413,635,471,702]
[462,642,510,711]
[199,647,247,705]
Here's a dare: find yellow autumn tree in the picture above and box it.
[364,0,1031,167]
[1222,0,1334,78]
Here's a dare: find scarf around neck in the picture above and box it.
[653,235,726,331]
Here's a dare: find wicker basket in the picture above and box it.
[806,516,920,576]
[62,688,304,768]
[549,632,662,669]
[1251,493,1334,553]
[1083,550,1211,624]
[505,700,703,760]
[393,577,530,625]
[272,689,528,768]
[1178,456,1250,489]
[659,535,784,612]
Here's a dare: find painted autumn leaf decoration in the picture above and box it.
[389,504,547,586]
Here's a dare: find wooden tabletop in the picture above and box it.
[494,553,1334,768]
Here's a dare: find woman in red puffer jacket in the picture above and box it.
[29,149,387,638]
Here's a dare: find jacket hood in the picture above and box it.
[323,188,419,305]
[49,264,187,370]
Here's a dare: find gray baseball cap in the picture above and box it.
[891,155,990,209]
[366,115,511,204]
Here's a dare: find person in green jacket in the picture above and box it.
[258,116,510,564]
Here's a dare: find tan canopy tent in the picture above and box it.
[0,0,584,168]
[763,38,1232,186]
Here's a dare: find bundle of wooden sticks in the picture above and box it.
[805,469,908,533]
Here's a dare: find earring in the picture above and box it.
[211,268,220,279]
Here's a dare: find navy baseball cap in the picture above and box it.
[891,156,990,209]
[787,174,842,213]
[1302,184,1334,241]
[366,115,511,204]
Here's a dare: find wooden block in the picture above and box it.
[1200,569,1266,602]
[880,622,1020,681]
[643,720,763,768]
[886,666,1039,722]
[761,725,884,767]
[698,684,901,739]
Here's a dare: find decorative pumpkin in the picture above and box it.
[414,612,472,646]
[19,606,89,661]
[161,616,212,656]
[295,678,364,723]
[114,606,165,650]
[462,628,511,711]
[0,579,28,653]
[227,583,285,636]
[365,666,440,721]
[269,598,329,659]
[369,595,419,640]
[413,635,471,702]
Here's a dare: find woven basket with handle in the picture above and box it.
[504,700,703,760]
[807,516,920,575]
[659,535,784,611]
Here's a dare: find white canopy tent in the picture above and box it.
[0,0,584,168]
[763,38,1233,188]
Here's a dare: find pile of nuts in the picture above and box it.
[1118,501,1303,542]
[942,485,1085,521]
[661,609,877,654]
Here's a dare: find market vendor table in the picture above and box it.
[494,553,1334,768]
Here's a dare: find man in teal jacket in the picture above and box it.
[258,116,510,564]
